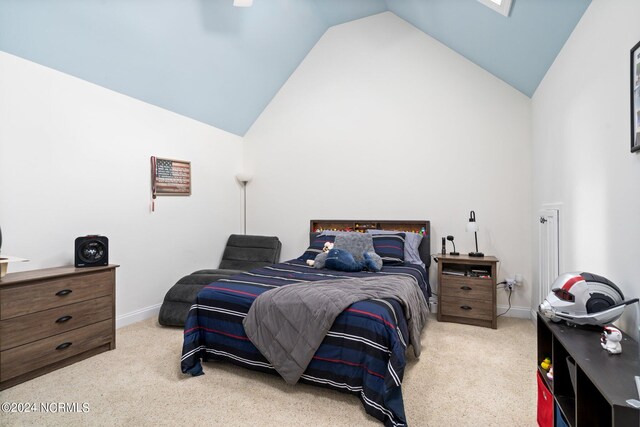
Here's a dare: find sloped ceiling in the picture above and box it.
[0,0,590,136]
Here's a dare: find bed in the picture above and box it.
[181,220,431,427]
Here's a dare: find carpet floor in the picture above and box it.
[0,315,536,426]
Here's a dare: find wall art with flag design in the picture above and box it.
[151,156,191,196]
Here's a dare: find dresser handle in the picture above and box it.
[55,289,72,296]
[55,342,72,350]
[460,286,472,291]
[56,316,73,323]
[460,305,472,310]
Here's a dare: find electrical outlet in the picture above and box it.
[428,297,438,313]
[505,278,516,291]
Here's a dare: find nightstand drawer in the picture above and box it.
[0,319,112,382]
[0,270,112,320]
[440,277,492,300]
[0,296,113,351]
[441,296,493,321]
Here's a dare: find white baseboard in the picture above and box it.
[497,305,532,319]
[116,303,162,329]
[429,303,532,320]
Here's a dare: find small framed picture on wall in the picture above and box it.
[631,40,640,153]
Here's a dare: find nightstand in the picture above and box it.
[437,254,499,329]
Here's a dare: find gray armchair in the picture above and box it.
[158,234,281,327]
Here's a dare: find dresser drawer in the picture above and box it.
[0,296,112,351]
[0,270,113,320]
[440,296,493,321]
[440,277,493,300]
[0,319,112,382]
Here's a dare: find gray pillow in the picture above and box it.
[367,229,424,268]
[334,233,374,262]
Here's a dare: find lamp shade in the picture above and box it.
[235,172,253,183]
[466,210,479,232]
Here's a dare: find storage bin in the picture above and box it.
[555,403,570,427]
[537,371,553,427]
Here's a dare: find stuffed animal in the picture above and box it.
[306,242,334,267]
[363,251,382,272]
[324,249,382,273]
[600,326,622,354]
[307,234,383,272]
[325,248,364,272]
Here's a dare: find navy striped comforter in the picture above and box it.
[181,259,431,427]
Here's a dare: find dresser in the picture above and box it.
[0,265,117,390]
[437,254,498,329]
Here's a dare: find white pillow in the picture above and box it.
[367,229,424,268]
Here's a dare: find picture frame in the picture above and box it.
[151,156,191,196]
[631,40,640,153]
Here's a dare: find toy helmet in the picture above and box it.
[539,272,639,326]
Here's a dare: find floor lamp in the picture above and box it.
[236,172,252,235]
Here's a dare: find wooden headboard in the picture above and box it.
[309,220,431,269]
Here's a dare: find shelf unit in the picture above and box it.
[537,313,640,426]
[310,219,428,235]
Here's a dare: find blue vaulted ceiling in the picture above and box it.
[0,0,590,136]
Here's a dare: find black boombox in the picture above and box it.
[75,235,109,268]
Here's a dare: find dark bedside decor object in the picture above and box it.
[446,235,459,256]
[631,40,640,153]
[74,235,109,268]
[466,210,484,257]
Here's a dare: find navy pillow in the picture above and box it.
[372,233,405,265]
[298,235,336,262]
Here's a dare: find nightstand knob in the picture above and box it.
[460,305,472,310]
[55,315,73,323]
[55,289,72,296]
[460,286,472,291]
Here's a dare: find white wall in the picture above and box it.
[244,12,533,313]
[0,52,243,327]
[532,0,640,337]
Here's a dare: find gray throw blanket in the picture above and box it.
[243,275,429,385]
